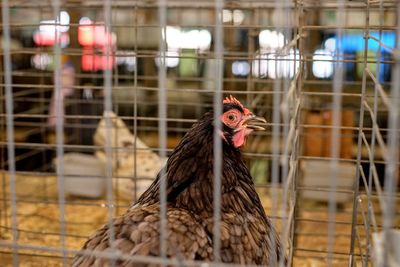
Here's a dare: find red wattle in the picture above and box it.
[232,128,252,148]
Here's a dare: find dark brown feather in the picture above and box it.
[72,109,286,266]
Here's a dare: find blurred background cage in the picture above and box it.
[0,0,399,266]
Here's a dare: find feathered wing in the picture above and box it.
[72,204,213,267]
[215,211,283,264]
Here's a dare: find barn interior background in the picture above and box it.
[0,0,399,266]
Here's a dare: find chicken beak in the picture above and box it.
[245,115,267,131]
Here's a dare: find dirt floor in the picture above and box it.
[0,173,398,266]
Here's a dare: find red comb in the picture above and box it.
[223,95,244,109]
[223,95,251,115]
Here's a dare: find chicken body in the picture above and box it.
[73,103,285,266]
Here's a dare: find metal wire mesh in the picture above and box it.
[0,0,399,266]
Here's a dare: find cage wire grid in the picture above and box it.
[0,0,398,266]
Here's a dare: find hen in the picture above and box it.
[72,96,285,266]
[94,111,163,200]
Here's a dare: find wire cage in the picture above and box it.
[0,0,399,266]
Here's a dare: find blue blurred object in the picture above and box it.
[340,31,395,53]
[327,31,395,82]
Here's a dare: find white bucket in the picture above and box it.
[54,153,106,198]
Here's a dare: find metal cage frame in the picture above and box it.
[0,0,399,266]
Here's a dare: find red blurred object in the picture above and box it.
[78,24,115,47]
[81,47,115,72]
[78,20,116,71]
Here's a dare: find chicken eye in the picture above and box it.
[228,114,237,121]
